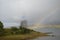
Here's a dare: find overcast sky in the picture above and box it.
[0,0,60,27]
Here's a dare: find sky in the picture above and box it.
[0,0,60,28]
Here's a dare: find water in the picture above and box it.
[33,36,60,40]
[33,27,60,40]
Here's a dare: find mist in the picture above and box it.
[0,0,60,27]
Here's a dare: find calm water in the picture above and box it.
[33,27,60,40]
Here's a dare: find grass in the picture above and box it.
[0,31,48,40]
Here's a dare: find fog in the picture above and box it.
[0,0,60,27]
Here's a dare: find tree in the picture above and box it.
[0,21,3,29]
[0,21,4,36]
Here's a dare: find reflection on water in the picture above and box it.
[33,27,60,40]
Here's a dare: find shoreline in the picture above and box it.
[0,31,49,40]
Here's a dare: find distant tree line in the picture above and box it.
[0,21,34,36]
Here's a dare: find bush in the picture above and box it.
[11,27,18,34]
[19,26,31,34]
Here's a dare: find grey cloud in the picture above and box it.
[0,0,60,27]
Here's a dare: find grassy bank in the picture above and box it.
[0,31,48,40]
[0,25,49,40]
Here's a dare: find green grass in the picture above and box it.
[0,31,48,40]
